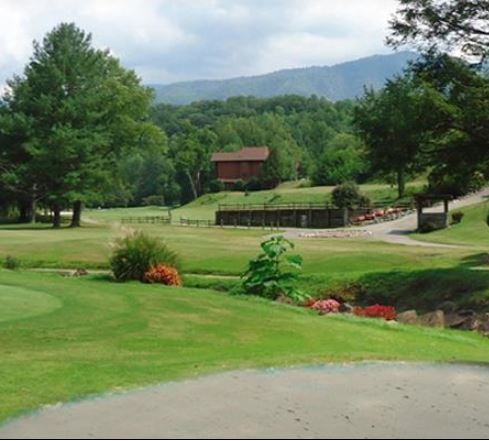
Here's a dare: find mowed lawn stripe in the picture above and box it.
[1,270,489,422]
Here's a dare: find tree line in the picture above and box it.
[0,23,369,227]
[1,1,488,227]
[355,0,489,198]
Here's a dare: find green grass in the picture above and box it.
[3,185,489,422]
[0,284,61,322]
[2,269,489,422]
[412,201,489,247]
[169,180,424,221]
[0,221,472,279]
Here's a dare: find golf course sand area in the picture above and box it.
[2,363,489,439]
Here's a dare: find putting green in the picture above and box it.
[0,284,61,322]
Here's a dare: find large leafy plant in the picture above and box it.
[241,236,306,302]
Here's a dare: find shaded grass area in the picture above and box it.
[2,270,489,423]
[357,267,489,313]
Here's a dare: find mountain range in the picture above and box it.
[150,51,417,105]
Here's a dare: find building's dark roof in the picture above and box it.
[211,146,270,162]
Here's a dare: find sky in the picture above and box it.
[0,0,399,88]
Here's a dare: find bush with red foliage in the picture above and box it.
[144,264,182,286]
[353,304,396,320]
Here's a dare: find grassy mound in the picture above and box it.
[0,284,61,322]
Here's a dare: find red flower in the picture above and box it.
[353,304,396,320]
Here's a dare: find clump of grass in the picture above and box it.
[3,255,20,270]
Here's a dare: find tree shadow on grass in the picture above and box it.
[458,252,489,268]
[357,257,489,313]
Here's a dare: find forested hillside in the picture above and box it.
[151,52,416,105]
[115,95,366,206]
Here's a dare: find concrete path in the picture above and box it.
[281,187,489,247]
[2,363,489,439]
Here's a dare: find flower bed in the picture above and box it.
[353,304,396,321]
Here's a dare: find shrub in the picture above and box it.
[451,211,464,224]
[3,255,20,270]
[144,264,182,286]
[241,236,307,302]
[245,177,262,192]
[209,179,224,193]
[310,298,340,314]
[110,230,180,282]
[357,194,372,208]
[233,180,245,191]
[353,304,396,320]
[142,195,165,206]
[332,182,370,208]
[418,221,440,234]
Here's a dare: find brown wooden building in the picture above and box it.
[211,146,270,187]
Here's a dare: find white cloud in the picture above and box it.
[0,0,400,85]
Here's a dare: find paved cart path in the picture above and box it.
[280,187,489,247]
[2,363,489,439]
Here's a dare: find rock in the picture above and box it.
[339,303,354,313]
[419,310,445,328]
[476,317,489,334]
[445,313,467,329]
[459,316,481,331]
[436,301,457,313]
[397,310,418,325]
[73,268,88,277]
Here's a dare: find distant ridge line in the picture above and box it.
[149,51,417,105]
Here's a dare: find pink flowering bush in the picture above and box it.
[310,298,341,314]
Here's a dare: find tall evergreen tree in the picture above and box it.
[3,23,163,227]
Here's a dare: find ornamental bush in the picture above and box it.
[310,298,341,314]
[451,211,464,224]
[332,182,371,208]
[144,264,182,286]
[233,180,245,191]
[110,230,180,282]
[209,179,224,193]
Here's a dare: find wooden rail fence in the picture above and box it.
[120,216,171,224]
[179,217,214,227]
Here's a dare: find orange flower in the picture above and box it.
[144,264,182,286]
